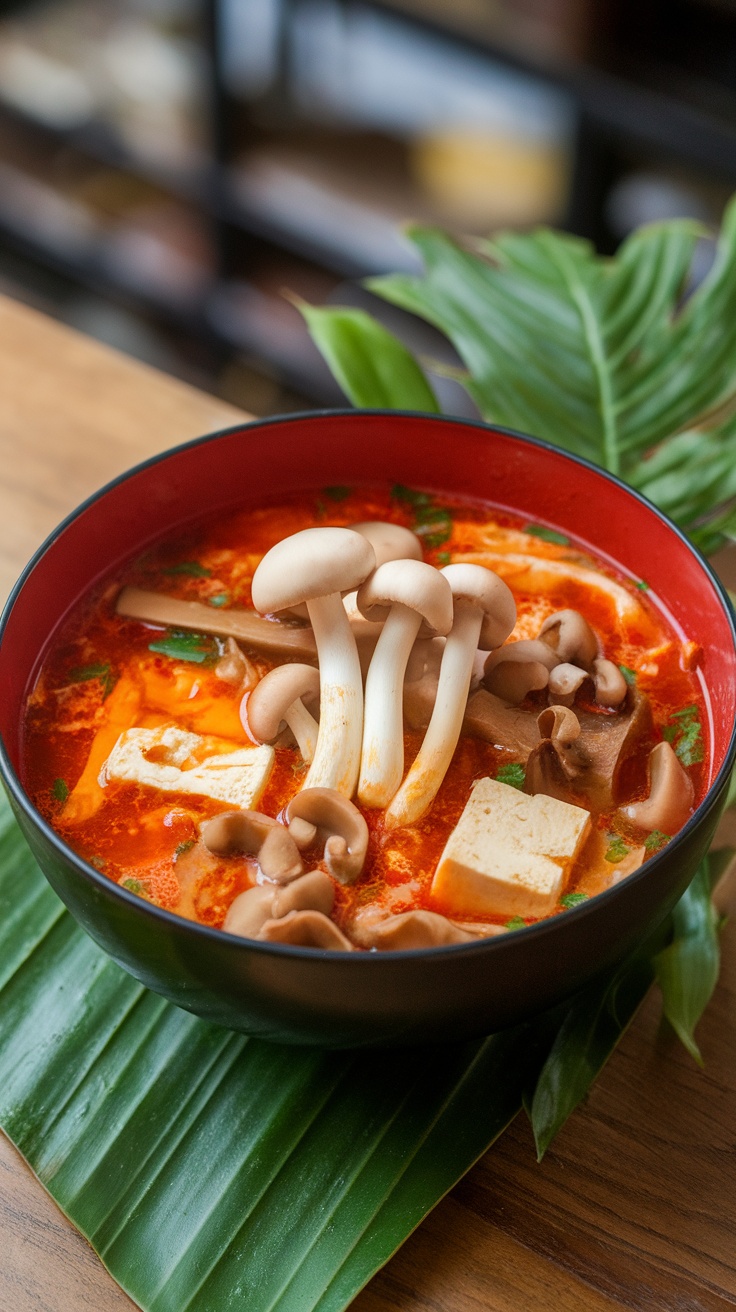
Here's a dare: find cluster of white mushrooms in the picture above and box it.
[116,517,696,949]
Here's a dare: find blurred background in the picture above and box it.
[0,0,735,415]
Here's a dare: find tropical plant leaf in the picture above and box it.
[302,200,736,547]
[654,857,724,1065]
[525,949,655,1161]
[0,789,544,1312]
[296,303,440,412]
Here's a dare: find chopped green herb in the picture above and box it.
[605,835,629,864]
[90,856,106,871]
[52,778,69,804]
[505,916,527,930]
[524,524,570,546]
[635,579,650,592]
[645,830,671,853]
[163,561,212,577]
[175,839,195,859]
[121,878,145,895]
[436,550,451,565]
[391,483,432,506]
[559,892,589,908]
[68,661,117,698]
[619,664,637,687]
[148,630,218,665]
[323,485,352,501]
[664,704,704,767]
[495,763,526,790]
[208,593,230,608]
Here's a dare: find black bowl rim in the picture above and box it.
[1,407,735,966]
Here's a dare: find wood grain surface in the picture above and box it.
[0,291,734,1312]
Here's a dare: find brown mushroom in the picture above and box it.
[201,809,304,883]
[215,638,256,687]
[524,706,589,803]
[116,586,317,662]
[623,741,694,833]
[357,559,453,807]
[592,658,628,709]
[386,563,516,828]
[244,664,320,762]
[285,787,369,883]
[258,910,353,949]
[223,869,335,939]
[539,609,599,667]
[355,909,478,950]
[547,662,588,706]
[252,527,375,796]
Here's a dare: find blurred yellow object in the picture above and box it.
[411,129,570,228]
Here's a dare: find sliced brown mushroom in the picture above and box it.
[387,563,516,828]
[258,910,353,949]
[223,870,335,939]
[355,909,478,950]
[539,609,599,667]
[623,740,694,833]
[462,689,542,757]
[252,528,375,795]
[285,788,369,883]
[215,638,257,687]
[201,809,304,883]
[245,664,320,762]
[116,586,317,662]
[483,659,550,704]
[524,706,589,804]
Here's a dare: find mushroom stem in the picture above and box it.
[386,602,483,829]
[283,696,319,763]
[304,592,364,795]
[359,602,423,807]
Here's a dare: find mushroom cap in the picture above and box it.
[252,527,376,615]
[440,563,517,649]
[351,521,423,567]
[245,664,320,742]
[356,559,453,637]
[539,609,599,668]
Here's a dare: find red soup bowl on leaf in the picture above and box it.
[0,411,734,1047]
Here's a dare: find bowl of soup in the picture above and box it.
[0,411,734,1047]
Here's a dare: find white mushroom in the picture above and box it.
[386,563,516,828]
[356,560,453,807]
[351,521,423,567]
[251,528,375,796]
[623,741,694,833]
[244,663,320,762]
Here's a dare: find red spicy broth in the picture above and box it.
[22,485,708,940]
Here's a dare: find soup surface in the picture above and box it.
[22,485,707,948]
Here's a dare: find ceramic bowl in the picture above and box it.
[1,411,734,1047]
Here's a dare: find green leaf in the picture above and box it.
[298,303,440,412]
[163,561,212,577]
[120,877,145,894]
[68,662,117,698]
[654,859,721,1064]
[323,485,352,501]
[148,629,218,665]
[362,204,736,535]
[527,950,655,1159]
[604,835,629,863]
[644,829,671,853]
[0,789,543,1312]
[664,704,704,767]
[505,916,527,930]
[524,524,570,546]
[495,763,526,790]
[619,664,637,687]
[208,592,230,608]
[52,778,68,803]
[559,892,589,908]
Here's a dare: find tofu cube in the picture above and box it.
[102,725,274,810]
[432,777,590,920]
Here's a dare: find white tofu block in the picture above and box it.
[102,725,274,809]
[432,777,591,920]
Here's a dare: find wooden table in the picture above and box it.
[1,292,734,1312]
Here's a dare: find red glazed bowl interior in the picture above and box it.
[0,411,734,1047]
